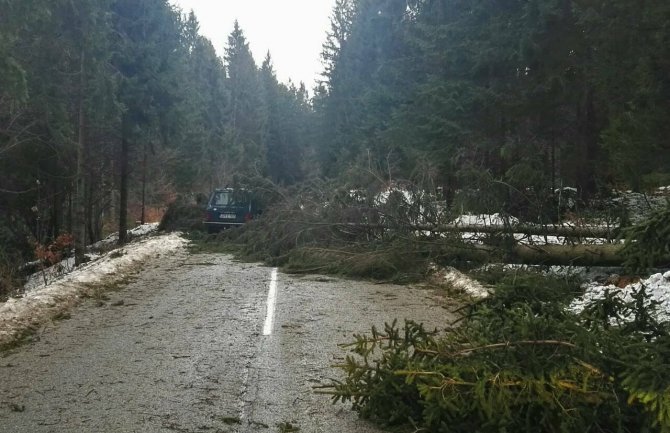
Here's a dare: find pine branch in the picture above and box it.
[416,339,578,358]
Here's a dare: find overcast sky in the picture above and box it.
[169,0,336,90]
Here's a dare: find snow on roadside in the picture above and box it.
[90,222,160,251]
[570,271,670,323]
[430,266,491,299]
[24,223,161,291]
[434,261,670,323]
[0,230,186,347]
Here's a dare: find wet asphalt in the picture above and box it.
[0,250,451,432]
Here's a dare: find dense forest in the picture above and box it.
[0,0,313,270]
[1,0,669,273]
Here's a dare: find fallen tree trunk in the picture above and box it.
[436,243,626,267]
[511,244,625,266]
[296,221,628,266]
[306,221,617,239]
[414,223,616,239]
[433,243,624,267]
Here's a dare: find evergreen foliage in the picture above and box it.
[315,0,670,212]
[2,0,668,261]
[323,271,670,432]
[221,177,449,281]
[620,203,670,272]
[0,0,313,277]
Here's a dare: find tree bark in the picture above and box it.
[511,244,624,266]
[434,242,626,266]
[75,49,87,265]
[141,145,147,225]
[118,127,129,245]
[422,223,615,239]
[324,221,627,266]
[325,222,616,239]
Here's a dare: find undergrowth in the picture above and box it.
[321,271,670,432]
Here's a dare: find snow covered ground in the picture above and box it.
[24,223,162,291]
[452,213,519,227]
[0,225,186,347]
[441,262,670,324]
[452,213,616,246]
[449,214,670,322]
[571,271,670,323]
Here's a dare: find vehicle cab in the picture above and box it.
[204,188,258,232]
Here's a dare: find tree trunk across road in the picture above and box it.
[0,249,451,432]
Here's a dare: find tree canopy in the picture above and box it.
[1,0,668,266]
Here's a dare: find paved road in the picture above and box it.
[0,250,450,432]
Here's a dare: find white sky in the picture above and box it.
[169,0,336,90]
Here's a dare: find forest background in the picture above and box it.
[1,0,669,288]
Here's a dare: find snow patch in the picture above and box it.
[431,266,490,299]
[571,271,670,323]
[452,213,519,227]
[0,231,186,347]
[90,222,159,251]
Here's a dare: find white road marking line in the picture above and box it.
[262,268,279,336]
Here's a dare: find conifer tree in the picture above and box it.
[260,54,311,184]
[224,21,265,179]
[111,0,182,244]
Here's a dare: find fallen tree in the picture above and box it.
[318,221,617,239]
[432,242,626,267]
[220,179,670,273]
[423,222,615,238]
[320,271,670,433]
[275,221,626,266]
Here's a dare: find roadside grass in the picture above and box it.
[79,272,140,310]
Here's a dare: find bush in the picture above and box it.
[620,203,670,271]
[158,194,206,232]
[323,272,670,432]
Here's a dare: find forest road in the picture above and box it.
[0,249,451,432]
